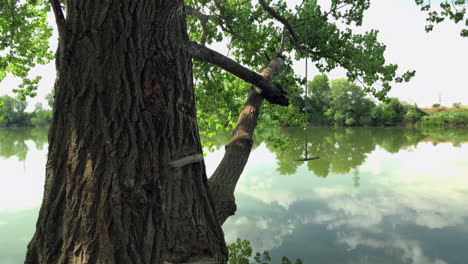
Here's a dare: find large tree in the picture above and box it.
[1,0,416,263]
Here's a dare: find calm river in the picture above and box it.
[1,127,467,264]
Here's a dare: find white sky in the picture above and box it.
[0,0,467,109]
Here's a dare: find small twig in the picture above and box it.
[169,154,204,168]
[325,3,350,17]
[186,5,247,44]
[295,157,319,162]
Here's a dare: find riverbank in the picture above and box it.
[303,107,468,128]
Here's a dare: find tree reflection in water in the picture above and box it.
[0,127,48,161]
[2,126,467,170]
[202,126,468,178]
[0,126,467,264]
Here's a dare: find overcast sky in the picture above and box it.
[0,0,467,109]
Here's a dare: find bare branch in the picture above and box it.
[186,41,289,106]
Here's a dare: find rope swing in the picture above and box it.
[295,0,319,162]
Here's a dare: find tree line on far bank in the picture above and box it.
[1,80,467,129]
[301,74,467,127]
[0,93,53,127]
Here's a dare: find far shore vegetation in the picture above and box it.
[1,76,467,129]
[299,74,468,128]
[0,93,53,127]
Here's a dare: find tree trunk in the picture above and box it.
[26,1,227,263]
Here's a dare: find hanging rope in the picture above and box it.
[295,0,319,162]
[304,0,309,125]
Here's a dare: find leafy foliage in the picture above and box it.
[403,104,426,123]
[187,0,415,134]
[306,74,330,124]
[0,94,52,127]
[45,91,54,108]
[325,78,375,126]
[415,0,468,37]
[418,108,468,127]
[228,238,302,264]
[0,95,30,127]
[0,0,53,99]
[303,74,432,127]
[31,103,52,127]
[370,98,406,125]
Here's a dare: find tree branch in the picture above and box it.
[186,41,289,106]
[185,6,209,45]
[208,56,285,224]
[259,0,300,48]
[49,0,66,34]
[185,5,247,43]
[207,29,291,224]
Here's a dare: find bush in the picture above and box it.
[418,108,468,127]
[345,116,356,126]
[31,106,52,127]
[432,103,441,108]
[370,98,406,125]
[403,105,426,123]
[0,95,32,127]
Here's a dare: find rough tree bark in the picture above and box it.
[26,1,228,263]
[26,1,290,263]
[208,56,285,224]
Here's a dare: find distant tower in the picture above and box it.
[438,92,442,105]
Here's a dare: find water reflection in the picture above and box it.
[219,128,468,264]
[0,127,48,161]
[0,128,49,264]
[1,127,467,264]
[205,126,468,178]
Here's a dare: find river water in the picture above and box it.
[1,127,467,264]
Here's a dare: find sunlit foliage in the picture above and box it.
[187,0,415,135]
[0,0,53,99]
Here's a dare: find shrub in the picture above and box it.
[30,103,52,127]
[418,108,468,127]
[404,106,426,123]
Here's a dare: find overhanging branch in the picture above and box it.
[208,30,290,224]
[186,41,289,106]
[258,0,300,47]
[208,56,285,224]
